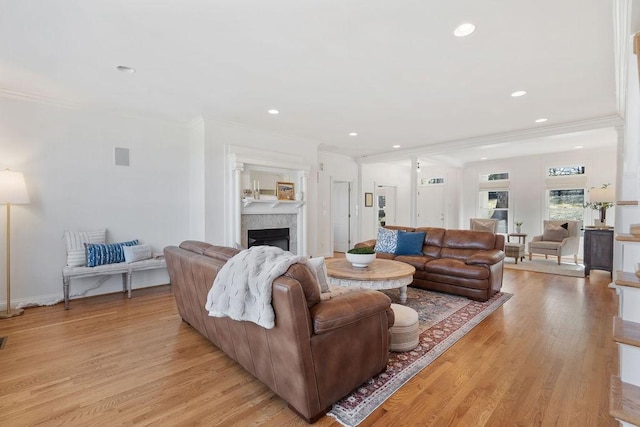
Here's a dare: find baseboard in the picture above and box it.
[0,276,169,310]
[0,293,62,310]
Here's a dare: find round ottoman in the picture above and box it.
[389,303,419,352]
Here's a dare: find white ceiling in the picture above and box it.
[0,0,622,162]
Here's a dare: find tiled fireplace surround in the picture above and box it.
[228,146,310,256]
[241,214,298,253]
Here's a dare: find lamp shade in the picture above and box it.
[589,186,615,203]
[0,170,30,205]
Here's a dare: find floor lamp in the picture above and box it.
[0,169,30,319]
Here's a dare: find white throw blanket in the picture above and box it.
[205,246,311,329]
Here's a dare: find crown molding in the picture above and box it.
[357,115,624,164]
[0,88,82,109]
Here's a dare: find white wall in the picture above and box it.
[361,162,412,240]
[317,151,359,256]
[201,119,321,254]
[462,146,617,238]
[0,97,190,307]
[188,116,206,240]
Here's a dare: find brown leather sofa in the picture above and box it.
[164,241,394,423]
[356,226,505,301]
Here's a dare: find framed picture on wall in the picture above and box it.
[276,181,295,200]
[365,192,373,207]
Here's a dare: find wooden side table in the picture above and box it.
[506,233,527,262]
[507,233,527,244]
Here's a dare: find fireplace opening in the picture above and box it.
[248,228,290,251]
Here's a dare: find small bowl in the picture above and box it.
[345,252,376,268]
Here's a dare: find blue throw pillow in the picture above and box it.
[86,240,139,267]
[395,231,426,256]
[374,228,398,254]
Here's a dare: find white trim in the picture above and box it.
[357,115,623,164]
[227,145,311,256]
[0,88,82,109]
[613,0,632,117]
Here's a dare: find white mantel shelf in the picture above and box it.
[242,199,305,209]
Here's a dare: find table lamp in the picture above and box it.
[589,186,615,227]
[0,169,30,318]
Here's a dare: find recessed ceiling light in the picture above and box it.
[393,145,401,149]
[267,109,279,115]
[511,90,527,97]
[535,118,548,123]
[480,157,487,160]
[349,132,358,136]
[454,23,475,37]
[116,65,135,73]
[574,145,583,149]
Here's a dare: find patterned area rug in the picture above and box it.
[327,287,512,426]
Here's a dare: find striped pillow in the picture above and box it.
[64,229,107,267]
[85,240,138,267]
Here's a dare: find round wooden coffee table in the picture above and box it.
[325,258,415,303]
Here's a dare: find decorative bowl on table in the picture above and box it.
[345,250,376,268]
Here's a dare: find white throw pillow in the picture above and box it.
[307,257,330,293]
[123,243,152,263]
[63,229,106,267]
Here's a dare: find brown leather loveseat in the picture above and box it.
[356,226,505,301]
[164,241,394,423]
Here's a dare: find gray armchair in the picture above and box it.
[469,218,498,233]
[528,220,580,264]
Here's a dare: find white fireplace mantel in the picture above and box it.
[242,199,305,213]
[227,146,310,255]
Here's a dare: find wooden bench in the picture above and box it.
[62,258,166,309]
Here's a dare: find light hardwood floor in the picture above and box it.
[0,268,617,426]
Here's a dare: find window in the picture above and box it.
[545,164,587,228]
[548,189,584,228]
[481,172,509,182]
[548,166,585,177]
[479,190,509,233]
[479,171,510,233]
[421,177,444,185]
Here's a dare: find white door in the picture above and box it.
[417,185,445,227]
[332,182,351,253]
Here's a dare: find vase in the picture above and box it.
[516,226,521,233]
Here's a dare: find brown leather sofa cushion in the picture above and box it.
[284,263,321,308]
[179,240,213,255]
[203,245,240,262]
[424,258,490,280]
[415,227,446,257]
[443,229,496,250]
[466,250,504,265]
[393,255,434,270]
[310,290,392,334]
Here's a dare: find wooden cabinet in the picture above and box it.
[583,228,613,276]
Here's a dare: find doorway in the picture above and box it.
[332,181,351,253]
[376,186,397,229]
[417,185,445,227]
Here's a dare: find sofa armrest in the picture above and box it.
[354,240,376,249]
[310,289,393,335]
[465,249,505,266]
